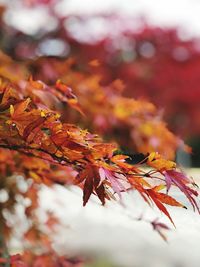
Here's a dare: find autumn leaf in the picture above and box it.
[147,152,176,171]
[111,154,139,171]
[83,175,94,206]
[23,117,46,139]
[99,167,126,198]
[151,219,170,242]
[10,98,31,118]
[75,165,106,206]
[164,170,199,212]
[55,80,74,97]
[142,188,176,225]
[150,187,185,208]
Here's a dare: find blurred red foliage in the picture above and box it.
[1,6,200,137]
[64,24,200,137]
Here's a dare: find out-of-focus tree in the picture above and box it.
[1,4,200,140]
[0,2,199,266]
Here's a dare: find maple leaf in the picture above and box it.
[147,152,176,171]
[99,167,126,199]
[55,80,85,116]
[151,219,170,242]
[144,188,175,225]
[23,117,46,139]
[111,154,138,171]
[164,170,199,212]
[10,98,31,119]
[75,165,106,206]
[152,191,186,208]
[83,174,94,206]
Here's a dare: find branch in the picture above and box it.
[0,143,85,171]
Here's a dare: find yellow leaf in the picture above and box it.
[147,152,176,171]
[40,110,46,117]
[10,104,14,116]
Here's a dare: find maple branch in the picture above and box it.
[0,143,85,170]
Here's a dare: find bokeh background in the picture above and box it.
[1,0,199,166]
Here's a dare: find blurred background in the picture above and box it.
[0,0,200,166]
[0,2,200,267]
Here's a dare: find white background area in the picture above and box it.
[2,0,200,38]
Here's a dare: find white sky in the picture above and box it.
[2,0,200,37]
[56,0,200,37]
